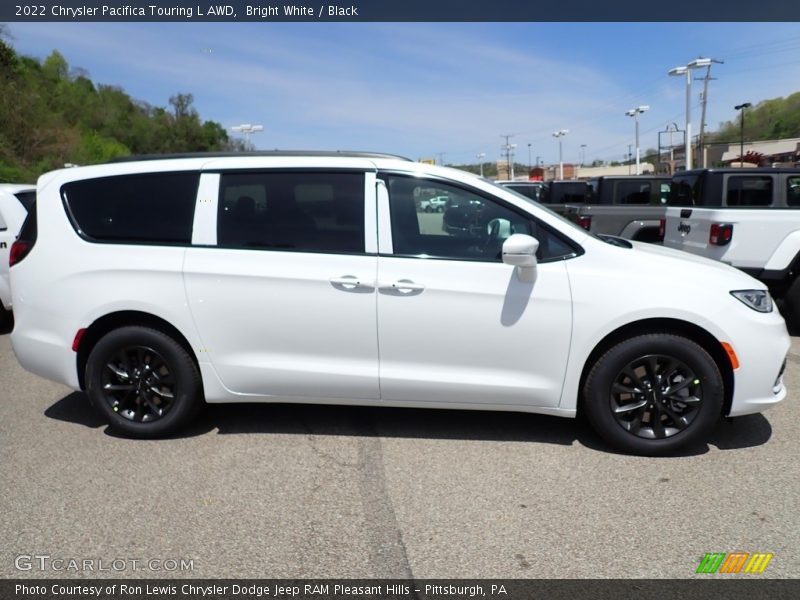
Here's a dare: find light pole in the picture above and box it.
[552,130,568,180]
[625,105,649,175]
[527,143,532,171]
[580,144,587,167]
[231,123,264,146]
[669,58,711,171]
[476,152,486,177]
[734,102,751,167]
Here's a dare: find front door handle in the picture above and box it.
[378,280,426,294]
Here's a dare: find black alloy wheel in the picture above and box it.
[610,354,702,439]
[582,334,723,455]
[101,345,176,423]
[86,326,202,437]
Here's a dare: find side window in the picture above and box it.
[787,177,800,207]
[726,176,773,207]
[670,175,701,206]
[384,175,574,262]
[217,172,365,254]
[62,172,199,244]
[14,191,36,212]
[616,181,652,205]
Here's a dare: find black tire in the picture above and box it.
[425,206,433,213]
[85,326,203,438]
[582,334,723,456]
[0,306,12,332]
[781,277,800,332]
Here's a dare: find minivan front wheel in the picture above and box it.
[582,334,723,455]
[85,326,202,438]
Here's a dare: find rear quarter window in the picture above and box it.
[615,181,652,205]
[725,176,773,207]
[14,191,36,212]
[62,172,199,244]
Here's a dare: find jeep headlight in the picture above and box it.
[730,289,773,313]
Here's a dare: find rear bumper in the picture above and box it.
[11,319,81,391]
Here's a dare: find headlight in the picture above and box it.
[730,289,773,313]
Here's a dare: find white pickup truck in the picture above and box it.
[663,167,800,322]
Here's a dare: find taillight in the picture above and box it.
[9,240,32,267]
[658,218,666,240]
[577,216,592,230]
[709,223,733,246]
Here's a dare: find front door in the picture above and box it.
[376,174,574,408]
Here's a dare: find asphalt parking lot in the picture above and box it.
[1,323,798,579]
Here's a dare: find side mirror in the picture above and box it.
[502,234,539,268]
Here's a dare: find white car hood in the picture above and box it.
[621,239,766,288]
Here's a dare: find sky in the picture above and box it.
[7,22,800,166]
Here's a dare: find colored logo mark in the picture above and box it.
[696,552,773,574]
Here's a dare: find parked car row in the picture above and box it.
[5,153,790,456]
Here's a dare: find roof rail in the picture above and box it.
[107,150,413,163]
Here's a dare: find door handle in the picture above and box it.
[329,276,373,290]
[378,280,426,293]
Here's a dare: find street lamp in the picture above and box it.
[580,144,587,167]
[552,129,568,180]
[231,123,264,146]
[668,57,712,170]
[476,152,486,178]
[734,103,752,168]
[625,105,649,175]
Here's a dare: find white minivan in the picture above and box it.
[9,153,790,455]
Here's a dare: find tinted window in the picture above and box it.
[14,191,36,212]
[787,177,800,207]
[505,183,543,202]
[616,181,652,205]
[17,201,37,243]
[63,173,199,244]
[670,174,701,206]
[217,172,365,254]
[726,176,772,207]
[384,175,575,262]
[547,182,589,204]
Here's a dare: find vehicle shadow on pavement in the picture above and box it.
[44,392,107,428]
[45,392,773,456]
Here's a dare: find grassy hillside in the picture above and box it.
[0,35,241,182]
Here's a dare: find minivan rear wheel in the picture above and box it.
[582,334,723,455]
[85,326,202,438]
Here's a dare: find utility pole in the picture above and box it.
[697,58,723,168]
[476,153,486,178]
[501,134,516,179]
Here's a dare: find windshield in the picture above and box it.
[487,180,602,240]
